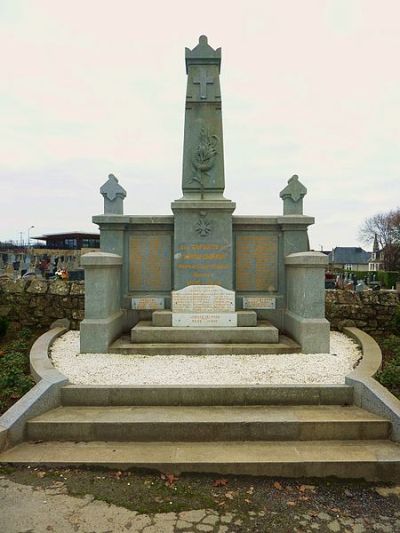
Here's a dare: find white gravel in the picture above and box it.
[50,331,362,385]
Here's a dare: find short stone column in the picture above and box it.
[284,252,330,353]
[80,252,124,353]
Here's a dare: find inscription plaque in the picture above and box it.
[131,297,165,310]
[129,234,172,291]
[175,242,231,288]
[235,233,278,291]
[242,296,276,309]
[172,313,237,327]
[172,285,235,313]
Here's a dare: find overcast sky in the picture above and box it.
[1,0,399,250]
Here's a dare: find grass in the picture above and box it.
[375,334,400,399]
[0,325,41,415]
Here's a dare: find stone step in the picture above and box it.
[25,405,390,442]
[152,310,257,327]
[61,384,354,407]
[1,440,400,481]
[110,335,299,356]
[130,320,279,344]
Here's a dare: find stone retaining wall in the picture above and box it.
[1,279,399,334]
[326,290,399,334]
[0,278,84,330]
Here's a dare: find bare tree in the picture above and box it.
[359,208,400,271]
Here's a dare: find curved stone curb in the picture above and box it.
[30,326,70,384]
[344,327,400,441]
[344,327,382,377]
[0,326,69,452]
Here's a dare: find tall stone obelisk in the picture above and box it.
[172,35,235,290]
[181,35,225,198]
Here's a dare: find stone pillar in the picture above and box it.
[284,252,330,353]
[80,252,124,353]
[172,35,235,290]
[181,35,225,200]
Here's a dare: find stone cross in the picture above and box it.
[280,175,307,215]
[100,174,127,215]
[193,69,214,99]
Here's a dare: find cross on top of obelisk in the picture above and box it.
[193,69,214,99]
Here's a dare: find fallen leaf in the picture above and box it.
[213,478,229,487]
[375,486,400,497]
[244,498,252,503]
[287,501,296,506]
[37,471,46,478]
[164,473,179,486]
[299,484,316,493]
[224,491,235,500]
[273,481,283,490]
[246,486,255,495]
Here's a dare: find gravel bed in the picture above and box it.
[49,331,361,385]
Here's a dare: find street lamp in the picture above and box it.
[27,225,35,247]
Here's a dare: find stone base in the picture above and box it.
[152,310,257,327]
[131,320,279,344]
[111,334,301,356]
[80,311,124,354]
[284,311,330,354]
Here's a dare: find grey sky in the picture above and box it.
[1,0,399,250]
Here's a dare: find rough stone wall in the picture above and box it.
[0,278,84,330]
[326,290,400,334]
[1,279,399,335]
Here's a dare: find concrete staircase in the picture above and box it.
[2,384,400,480]
[112,318,300,356]
[118,310,300,356]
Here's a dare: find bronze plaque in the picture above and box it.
[129,234,172,291]
[235,233,278,291]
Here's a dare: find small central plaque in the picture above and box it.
[172,285,235,313]
[172,313,237,327]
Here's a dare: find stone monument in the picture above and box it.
[80,36,329,355]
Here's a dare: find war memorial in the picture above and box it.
[80,35,329,356]
[1,36,399,482]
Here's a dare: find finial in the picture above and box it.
[185,35,221,73]
[280,174,307,215]
[100,173,127,215]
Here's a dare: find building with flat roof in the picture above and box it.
[32,232,100,250]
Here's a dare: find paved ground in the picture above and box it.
[1,467,400,532]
